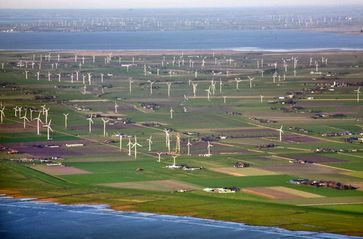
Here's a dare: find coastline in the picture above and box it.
[1,194,362,239]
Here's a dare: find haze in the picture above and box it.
[1,0,362,9]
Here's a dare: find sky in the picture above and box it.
[0,0,362,9]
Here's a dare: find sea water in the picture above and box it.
[0,196,361,239]
[0,30,362,51]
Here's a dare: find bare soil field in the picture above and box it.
[99,180,201,192]
[0,123,37,133]
[283,135,320,143]
[31,165,91,175]
[242,186,323,200]
[283,154,345,163]
[2,140,121,158]
[209,167,278,176]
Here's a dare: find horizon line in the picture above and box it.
[1,5,363,10]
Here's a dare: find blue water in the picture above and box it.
[0,30,362,51]
[0,196,361,239]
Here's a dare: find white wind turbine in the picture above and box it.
[17,106,22,118]
[170,107,174,119]
[235,78,242,90]
[175,133,181,154]
[248,76,254,89]
[43,119,53,141]
[44,108,49,124]
[187,138,192,156]
[156,152,162,162]
[278,125,284,142]
[219,79,223,94]
[223,96,227,104]
[114,101,119,113]
[36,72,40,81]
[100,73,104,83]
[260,95,264,103]
[205,87,211,101]
[34,112,43,135]
[47,72,51,82]
[192,83,198,97]
[127,137,132,156]
[172,155,178,167]
[354,87,361,103]
[131,136,142,159]
[25,71,28,80]
[207,141,213,156]
[101,118,109,137]
[87,116,94,133]
[166,82,172,97]
[87,73,92,85]
[63,113,69,129]
[0,106,5,124]
[20,111,29,129]
[147,80,155,95]
[57,73,61,82]
[164,129,171,153]
[147,136,153,151]
[13,106,18,117]
[129,78,134,94]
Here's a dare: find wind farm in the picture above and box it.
[0,49,362,236]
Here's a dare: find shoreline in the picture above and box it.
[1,188,362,237]
[1,194,362,239]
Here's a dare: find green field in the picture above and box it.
[0,50,362,236]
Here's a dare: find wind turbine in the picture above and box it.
[87,116,94,133]
[44,108,49,124]
[170,107,174,119]
[223,96,227,104]
[0,106,5,124]
[25,71,28,80]
[118,134,123,151]
[129,78,134,94]
[63,113,69,129]
[114,101,119,113]
[205,87,211,101]
[354,87,361,103]
[34,112,43,135]
[156,152,162,162]
[219,79,223,94]
[164,129,171,153]
[131,136,142,159]
[100,73,104,83]
[147,136,153,151]
[87,73,92,85]
[127,137,132,156]
[207,141,213,156]
[187,138,192,156]
[248,76,254,89]
[36,72,40,81]
[13,106,18,117]
[43,119,53,141]
[47,72,51,82]
[20,111,29,129]
[101,118,109,137]
[166,82,172,97]
[147,80,155,95]
[260,95,264,103]
[17,106,22,118]
[175,133,181,154]
[235,78,242,90]
[57,73,61,82]
[172,155,178,167]
[278,125,284,142]
[192,83,198,97]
